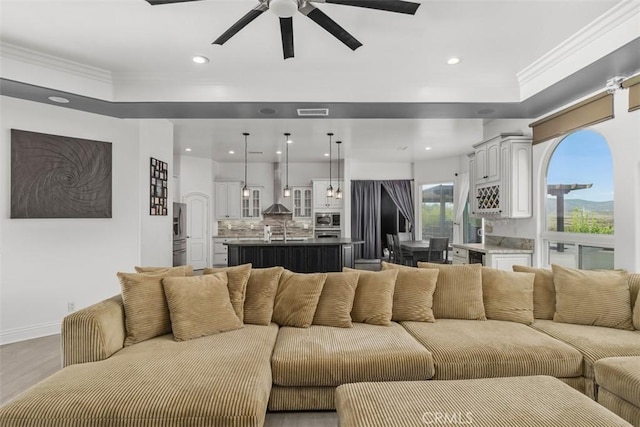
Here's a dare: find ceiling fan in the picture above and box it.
[145,0,421,59]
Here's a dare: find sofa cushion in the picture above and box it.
[630,274,640,330]
[243,266,284,325]
[272,270,327,328]
[0,325,279,426]
[417,263,486,320]
[402,319,583,380]
[345,268,398,326]
[380,261,438,322]
[552,265,633,330]
[513,265,555,320]
[313,271,360,328]
[595,356,640,409]
[134,265,194,276]
[271,322,434,387]
[117,268,188,346]
[163,274,243,341]
[531,319,640,379]
[482,267,534,325]
[203,263,252,322]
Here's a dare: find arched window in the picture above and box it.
[543,130,614,269]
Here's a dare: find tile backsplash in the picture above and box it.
[217,214,314,238]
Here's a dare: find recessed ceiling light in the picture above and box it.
[192,56,209,64]
[48,96,69,104]
[276,150,282,154]
[185,148,192,152]
[425,147,432,151]
[229,150,235,154]
[324,153,329,157]
[447,57,460,65]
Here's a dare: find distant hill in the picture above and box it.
[546,198,613,214]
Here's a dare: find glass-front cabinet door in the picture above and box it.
[293,186,312,218]
[242,187,262,218]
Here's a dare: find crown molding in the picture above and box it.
[517,0,640,90]
[0,42,113,84]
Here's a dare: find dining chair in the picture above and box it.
[427,237,450,264]
[385,234,395,262]
[393,234,412,266]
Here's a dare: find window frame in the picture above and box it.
[540,130,614,268]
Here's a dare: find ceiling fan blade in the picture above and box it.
[280,17,295,59]
[321,0,420,15]
[145,0,203,5]
[299,3,362,51]
[213,3,269,45]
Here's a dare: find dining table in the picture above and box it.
[400,240,451,265]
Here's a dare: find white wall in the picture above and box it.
[487,93,640,270]
[0,96,142,344]
[139,120,174,267]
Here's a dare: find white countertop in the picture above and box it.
[451,243,533,254]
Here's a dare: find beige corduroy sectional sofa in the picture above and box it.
[1,262,639,426]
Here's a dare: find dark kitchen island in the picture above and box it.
[225,238,364,273]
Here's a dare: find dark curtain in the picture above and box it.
[381,180,415,237]
[351,180,382,259]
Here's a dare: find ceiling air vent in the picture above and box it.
[297,108,329,117]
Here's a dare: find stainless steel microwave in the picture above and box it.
[315,212,341,229]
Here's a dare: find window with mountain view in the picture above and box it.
[544,130,614,269]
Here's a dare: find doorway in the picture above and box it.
[184,192,210,270]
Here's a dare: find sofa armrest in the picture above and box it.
[61,295,126,367]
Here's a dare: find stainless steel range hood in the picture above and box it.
[263,162,292,215]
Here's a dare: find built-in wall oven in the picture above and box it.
[315,229,341,239]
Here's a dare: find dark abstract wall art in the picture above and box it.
[11,129,112,219]
[150,157,168,216]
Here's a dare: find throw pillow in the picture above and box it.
[134,265,194,276]
[482,267,534,325]
[313,271,360,328]
[243,267,285,325]
[380,261,438,322]
[417,262,486,320]
[203,263,252,322]
[117,268,188,346]
[345,267,398,326]
[272,270,328,328]
[512,265,555,320]
[552,264,633,330]
[163,273,243,341]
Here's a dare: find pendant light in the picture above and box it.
[335,140,343,199]
[283,132,291,198]
[326,133,334,198]
[242,132,250,199]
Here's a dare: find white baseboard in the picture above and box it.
[0,321,60,345]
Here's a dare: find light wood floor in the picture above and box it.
[0,335,338,426]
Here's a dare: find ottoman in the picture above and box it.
[595,356,640,426]
[335,376,631,427]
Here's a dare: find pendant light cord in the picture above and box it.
[243,132,249,187]
[285,134,289,187]
[328,133,333,188]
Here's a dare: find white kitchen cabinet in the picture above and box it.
[215,182,241,220]
[313,180,343,210]
[212,237,237,266]
[470,135,532,218]
[474,136,501,184]
[452,247,469,265]
[293,186,313,218]
[486,253,532,270]
[241,187,262,219]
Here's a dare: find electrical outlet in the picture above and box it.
[67,301,76,313]
[303,224,309,229]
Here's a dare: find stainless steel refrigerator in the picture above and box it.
[173,202,187,266]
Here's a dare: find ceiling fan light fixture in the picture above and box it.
[270,0,297,18]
